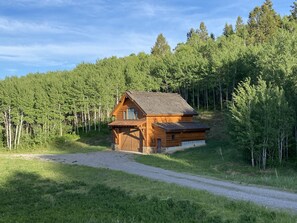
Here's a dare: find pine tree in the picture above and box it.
[235,16,247,40]
[290,1,297,20]
[151,34,171,57]
[197,22,209,41]
[223,23,234,37]
[247,0,281,44]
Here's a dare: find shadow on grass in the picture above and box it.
[0,171,226,223]
[46,126,112,154]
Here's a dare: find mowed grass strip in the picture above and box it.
[0,157,296,222]
[135,140,297,192]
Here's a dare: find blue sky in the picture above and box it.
[0,0,294,78]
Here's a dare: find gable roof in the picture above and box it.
[123,91,197,116]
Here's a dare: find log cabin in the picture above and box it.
[108,91,209,154]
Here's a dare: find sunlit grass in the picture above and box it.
[0,156,296,222]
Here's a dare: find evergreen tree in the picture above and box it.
[197,22,209,41]
[223,23,234,37]
[290,1,297,20]
[247,0,281,44]
[187,28,196,40]
[151,34,171,57]
[235,16,248,40]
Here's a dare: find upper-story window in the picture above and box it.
[123,108,138,120]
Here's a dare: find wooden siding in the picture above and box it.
[146,115,193,147]
[119,128,142,152]
[153,126,166,148]
[115,98,144,120]
[165,132,205,147]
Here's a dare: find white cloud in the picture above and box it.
[0,17,89,37]
[0,32,155,66]
[0,17,59,33]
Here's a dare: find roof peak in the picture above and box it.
[125,91,197,116]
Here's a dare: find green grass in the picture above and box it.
[136,111,297,192]
[0,127,111,154]
[136,140,297,192]
[0,156,296,222]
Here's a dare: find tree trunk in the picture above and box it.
[84,110,87,132]
[14,124,19,149]
[196,87,200,110]
[295,126,297,155]
[205,89,209,110]
[4,112,9,149]
[8,107,12,150]
[98,104,102,132]
[59,104,63,137]
[262,147,267,170]
[279,133,283,164]
[226,87,229,103]
[285,135,289,161]
[219,82,223,110]
[251,149,255,167]
[192,85,195,107]
[87,106,91,132]
[17,113,23,146]
[75,111,79,134]
[212,87,216,110]
[94,107,97,131]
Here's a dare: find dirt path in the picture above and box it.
[16,151,297,213]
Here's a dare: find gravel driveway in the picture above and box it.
[18,151,297,212]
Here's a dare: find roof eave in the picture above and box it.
[165,128,210,133]
[146,113,197,117]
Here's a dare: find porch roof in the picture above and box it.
[108,119,146,127]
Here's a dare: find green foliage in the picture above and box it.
[223,23,234,37]
[151,33,171,57]
[247,0,281,44]
[290,1,297,20]
[228,78,294,169]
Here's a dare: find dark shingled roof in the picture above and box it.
[126,91,197,115]
[153,122,210,132]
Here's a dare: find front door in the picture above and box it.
[157,138,162,153]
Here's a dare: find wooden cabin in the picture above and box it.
[108,91,209,154]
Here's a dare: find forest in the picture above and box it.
[1,0,297,169]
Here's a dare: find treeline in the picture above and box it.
[0,55,159,149]
[1,0,297,157]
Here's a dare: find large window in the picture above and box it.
[126,108,137,120]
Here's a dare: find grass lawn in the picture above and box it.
[0,156,296,222]
[136,111,297,192]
